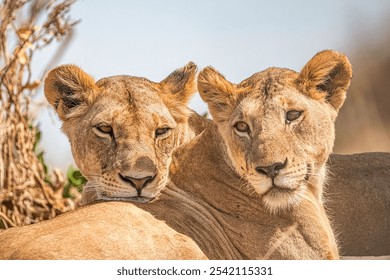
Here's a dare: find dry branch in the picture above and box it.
[0,0,79,228]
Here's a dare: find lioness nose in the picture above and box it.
[255,158,288,179]
[119,174,156,195]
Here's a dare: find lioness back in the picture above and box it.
[326,153,390,256]
[138,50,352,259]
[0,202,207,259]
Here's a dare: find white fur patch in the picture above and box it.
[262,184,305,214]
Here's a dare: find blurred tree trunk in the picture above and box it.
[0,0,78,228]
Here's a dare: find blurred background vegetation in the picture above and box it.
[334,19,390,153]
[0,0,389,228]
[0,0,81,228]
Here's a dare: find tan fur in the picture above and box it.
[44,64,98,120]
[0,64,208,260]
[326,153,390,256]
[142,121,339,259]
[196,67,237,124]
[137,50,352,259]
[0,202,207,259]
[297,50,352,110]
[198,50,352,212]
[0,51,355,260]
[44,63,198,204]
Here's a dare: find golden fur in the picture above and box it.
[142,122,339,259]
[0,63,208,260]
[0,51,358,260]
[45,62,198,204]
[137,50,351,259]
[198,50,352,212]
[0,202,206,259]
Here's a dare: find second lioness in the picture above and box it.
[136,50,351,259]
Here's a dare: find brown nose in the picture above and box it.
[119,174,155,195]
[255,158,288,179]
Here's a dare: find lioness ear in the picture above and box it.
[296,50,352,111]
[44,65,97,120]
[160,61,197,103]
[197,66,237,124]
[159,62,198,122]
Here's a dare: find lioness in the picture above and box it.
[0,201,206,259]
[44,62,201,203]
[139,50,350,259]
[198,50,352,212]
[0,63,207,259]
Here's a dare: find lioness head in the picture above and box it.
[45,62,197,203]
[198,50,352,213]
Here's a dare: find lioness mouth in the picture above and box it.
[270,185,295,194]
[101,195,154,204]
[125,196,157,203]
[269,178,296,194]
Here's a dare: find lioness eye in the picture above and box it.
[155,127,171,137]
[286,110,302,122]
[234,121,250,133]
[97,125,112,134]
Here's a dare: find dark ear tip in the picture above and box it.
[186,61,197,70]
[327,50,353,79]
[163,62,198,84]
[203,66,217,72]
[198,66,219,79]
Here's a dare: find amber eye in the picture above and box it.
[155,127,171,137]
[286,110,302,123]
[96,125,112,134]
[234,121,250,133]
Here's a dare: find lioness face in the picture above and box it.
[45,63,197,203]
[198,50,352,213]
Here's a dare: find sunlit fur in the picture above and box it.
[198,50,352,213]
[44,63,198,204]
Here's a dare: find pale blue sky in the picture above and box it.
[33,0,390,171]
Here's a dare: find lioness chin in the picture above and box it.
[139,50,351,259]
[198,50,352,214]
[44,62,199,204]
[0,63,208,260]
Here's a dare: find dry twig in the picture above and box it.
[0,0,79,228]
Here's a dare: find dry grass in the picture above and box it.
[0,1,388,239]
[0,0,79,228]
